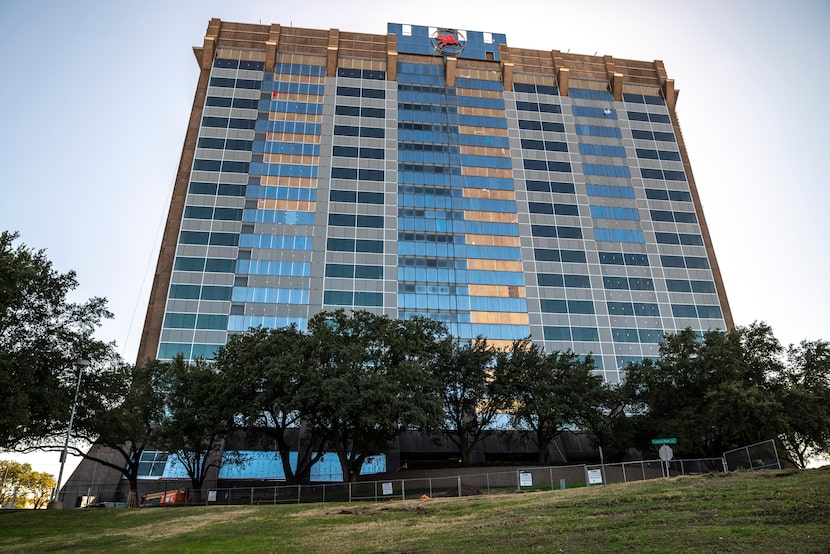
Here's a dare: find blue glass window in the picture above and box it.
[585,184,636,199]
[691,280,716,293]
[584,163,631,178]
[594,229,645,243]
[573,106,617,119]
[575,125,622,138]
[579,144,626,157]
[590,206,640,220]
[525,180,575,194]
[672,304,698,318]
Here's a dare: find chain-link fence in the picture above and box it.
[723,439,782,472]
[54,457,725,508]
[46,439,782,509]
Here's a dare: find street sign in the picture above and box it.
[651,438,677,445]
[659,445,674,462]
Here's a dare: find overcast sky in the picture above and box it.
[2,0,828,475]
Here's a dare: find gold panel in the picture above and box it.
[467,259,522,272]
[465,234,520,247]
[569,78,610,91]
[456,88,503,99]
[512,72,557,86]
[215,47,267,62]
[464,211,517,223]
[459,146,511,159]
[272,73,325,84]
[276,52,326,66]
[265,132,321,144]
[338,57,386,70]
[462,188,514,200]
[456,67,501,81]
[457,106,505,118]
[260,176,317,188]
[267,92,323,103]
[263,154,318,165]
[469,285,526,298]
[487,339,518,351]
[622,83,662,96]
[458,125,508,137]
[257,200,316,211]
[461,167,512,178]
[269,112,323,123]
[470,311,530,325]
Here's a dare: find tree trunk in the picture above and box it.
[126,475,139,508]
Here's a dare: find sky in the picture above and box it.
[1,0,829,476]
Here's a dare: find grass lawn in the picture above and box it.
[0,468,827,553]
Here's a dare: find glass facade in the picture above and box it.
[147,22,730,385]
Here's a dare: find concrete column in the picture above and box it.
[326,28,339,77]
[387,33,398,81]
[265,24,281,72]
[445,56,457,87]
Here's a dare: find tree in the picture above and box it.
[155,356,241,497]
[498,340,604,464]
[309,310,447,482]
[215,326,330,485]
[623,324,786,457]
[1,231,113,448]
[22,470,55,509]
[50,359,168,507]
[0,460,55,508]
[434,338,507,466]
[777,340,830,468]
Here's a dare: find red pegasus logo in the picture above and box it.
[436,32,461,48]
[431,28,465,54]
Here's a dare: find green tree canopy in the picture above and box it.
[59,359,168,507]
[623,324,787,457]
[0,459,55,509]
[215,325,330,484]
[434,338,507,466]
[154,355,241,496]
[309,310,448,481]
[776,339,830,467]
[497,340,605,464]
[0,231,114,449]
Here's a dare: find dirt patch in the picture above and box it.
[105,508,261,541]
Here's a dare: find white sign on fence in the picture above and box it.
[208,490,217,502]
[519,472,533,487]
[587,469,604,485]
[382,482,393,495]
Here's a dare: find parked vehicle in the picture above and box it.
[139,490,192,506]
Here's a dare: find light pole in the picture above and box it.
[50,358,90,507]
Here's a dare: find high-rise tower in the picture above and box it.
[137,20,731,384]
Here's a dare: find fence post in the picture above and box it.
[641,460,646,481]
[250,487,254,505]
[745,446,752,469]
[457,476,461,497]
[772,440,782,469]
[322,483,326,503]
[348,482,352,503]
[429,478,433,499]
[273,486,277,505]
[487,474,491,495]
[621,462,627,483]
[549,467,554,491]
[722,457,728,473]
[297,484,302,504]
